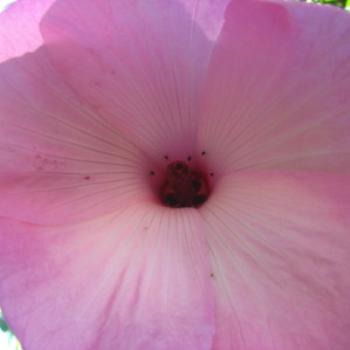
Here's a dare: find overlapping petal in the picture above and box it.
[40,0,216,160]
[199,0,350,175]
[0,0,55,62]
[180,0,230,41]
[196,1,350,348]
[0,2,218,349]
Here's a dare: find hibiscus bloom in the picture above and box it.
[0,0,350,349]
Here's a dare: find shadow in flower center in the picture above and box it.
[150,154,214,208]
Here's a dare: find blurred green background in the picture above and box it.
[0,0,349,349]
[0,308,22,350]
[310,0,350,7]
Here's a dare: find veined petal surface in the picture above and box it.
[199,0,350,175]
[40,0,216,160]
[0,0,350,349]
[0,204,214,350]
[201,171,350,349]
[0,50,150,225]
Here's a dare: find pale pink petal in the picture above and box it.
[201,171,350,349]
[0,204,214,350]
[40,0,216,160]
[180,0,230,41]
[199,0,350,175]
[0,0,55,62]
[0,50,151,225]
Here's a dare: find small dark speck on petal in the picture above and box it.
[84,176,91,180]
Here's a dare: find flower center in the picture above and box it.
[159,160,211,208]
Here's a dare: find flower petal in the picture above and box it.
[0,0,55,62]
[0,50,150,225]
[0,204,214,350]
[180,0,230,41]
[201,171,350,349]
[199,0,350,175]
[40,0,215,160]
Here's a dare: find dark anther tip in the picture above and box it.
[193,195,206,206]
[164,194,178,207]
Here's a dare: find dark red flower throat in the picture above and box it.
[159,160,211,208]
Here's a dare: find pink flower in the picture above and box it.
[0,0,350,349]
